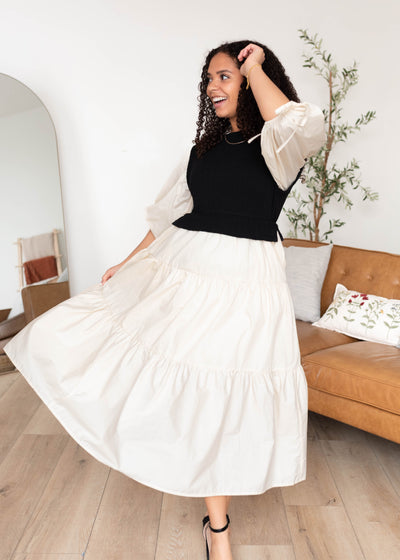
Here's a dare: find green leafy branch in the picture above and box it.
[285,29,379,242]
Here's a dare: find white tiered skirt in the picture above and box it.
[4,225,308,497]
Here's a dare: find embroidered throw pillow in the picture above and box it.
[284,244,333,322]
[312,283,400,347]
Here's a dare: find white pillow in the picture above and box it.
[284,244,333,322]
[313,283,400,347]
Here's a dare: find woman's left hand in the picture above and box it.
[238,43,265,77]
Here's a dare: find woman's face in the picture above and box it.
[206,52,244,127]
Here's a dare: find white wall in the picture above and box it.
[0,105,66,309]
[0,0,398,296]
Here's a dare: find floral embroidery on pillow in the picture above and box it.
[313,283,400,347]
[385,302,400,334]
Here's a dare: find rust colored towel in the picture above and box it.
[24,256,58,285]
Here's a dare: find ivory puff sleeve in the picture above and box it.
[145,149,194,237]
[253,100,327,191]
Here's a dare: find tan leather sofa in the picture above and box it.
[0,282,70,374]
[283,238,400,444]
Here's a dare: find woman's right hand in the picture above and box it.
[101,262,124,285]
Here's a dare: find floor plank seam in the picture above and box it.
[318,436,367,560]
[154,492,165,560]
[0,371,18,398]
[0,388,43,471]
[367,434,400,503]
[81,466,112,558]
[280,485,298,560]
[9,433,70,560]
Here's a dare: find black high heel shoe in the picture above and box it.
[202,514,230,560]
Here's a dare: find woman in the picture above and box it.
[5,40,326,560]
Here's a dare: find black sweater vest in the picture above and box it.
[172,131,302,242]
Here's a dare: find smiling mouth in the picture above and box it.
[212,96,227,107]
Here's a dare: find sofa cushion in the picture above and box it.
[284,243,333,322]
[296,319,357,357]
[303,341,400,415]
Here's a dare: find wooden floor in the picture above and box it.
[1,369,400,560]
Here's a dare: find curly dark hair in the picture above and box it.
[194,40,300,157]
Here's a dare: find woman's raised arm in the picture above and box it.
[238,43,290,121]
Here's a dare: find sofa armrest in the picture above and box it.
[22,281,70,323]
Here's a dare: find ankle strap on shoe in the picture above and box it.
[209,514,230,533]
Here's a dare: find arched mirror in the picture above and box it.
[0,74,69,373]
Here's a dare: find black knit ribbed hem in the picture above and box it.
[172,212,282,242]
